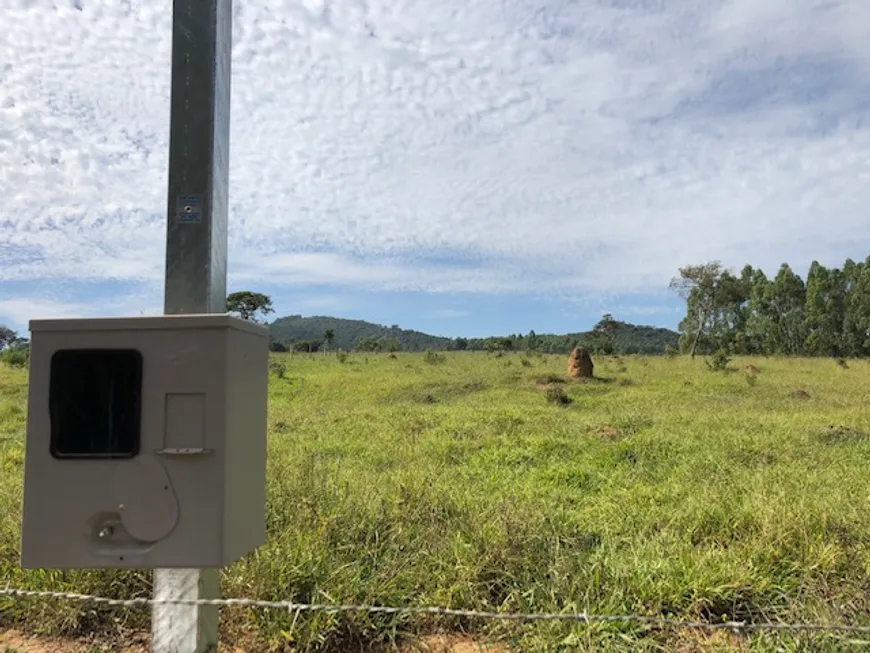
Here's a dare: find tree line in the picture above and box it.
[17,254,867,366]
[0,291,681,364]
[267,312,678,355]
[671,256,870,358]
[451,316,678,355]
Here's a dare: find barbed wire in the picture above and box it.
[2,586,870,636]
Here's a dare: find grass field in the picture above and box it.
[2,351,870,652]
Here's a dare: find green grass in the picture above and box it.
[2,353,870,651]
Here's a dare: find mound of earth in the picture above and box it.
[567,347,594,378]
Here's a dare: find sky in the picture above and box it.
[1,0,870,339]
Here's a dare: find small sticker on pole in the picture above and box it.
[176,195,203,224]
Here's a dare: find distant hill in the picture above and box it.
[268,315,679,354]
[269,315,452,352]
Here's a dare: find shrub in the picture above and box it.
[0,346,29,368]
[664,345,678,359]
[545,386,572,406]
[268,358,286,379]
[705,349,731,372]
[423,350,446,365]
[336,351,348,364]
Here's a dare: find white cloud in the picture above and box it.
[291,293,359,313]
[0,297,89,326]
[0,284,164,333]
[1,0,869,318]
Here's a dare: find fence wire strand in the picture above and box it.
[3,585,870,636]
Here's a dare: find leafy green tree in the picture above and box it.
[841,258,865,357]
[670,262,744,358]
[847,256,870,356]
[323,329,335,352]
[355,336,381,352]
[526,330,540,350]
[765,263,807,355]
[0,326,17,350]
[591,314,620,351]
[672,253,870,358]
[804,261,846,356]
[743,268,779,354]
[380,336,403,352]
[268,338,288,353]
[227,291,274,323]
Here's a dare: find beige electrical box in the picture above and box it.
[20,314,269,569]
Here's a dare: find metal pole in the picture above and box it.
[153,0,232,651]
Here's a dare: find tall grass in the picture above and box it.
[1,353,870,651]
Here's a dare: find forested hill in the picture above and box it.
[268,315,679,354]
[269,315,453,352]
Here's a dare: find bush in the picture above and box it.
[664,345,678,359]
[336,351,348,364]
[423,350,446,365]
[545,386,572,406]
[0,346,29,368]
[705,349,731,372]
[268,358,286,379]
[292,340,321,353]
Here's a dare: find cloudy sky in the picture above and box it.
[1,0,869,339]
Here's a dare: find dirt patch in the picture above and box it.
[667,628,749,652]
[0,630,151,653]
[401,634,511,652]
[0,629,297,653]
[595,426,622,440]
[790,389,812,401]
[0,631,509,653]
[818,424,869,444]
[594,417,651,440]
[388,381,488,404]
[532,373,565,386]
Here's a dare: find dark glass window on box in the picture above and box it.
[49,349,143,459]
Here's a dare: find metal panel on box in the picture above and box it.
[20,314,268,569]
